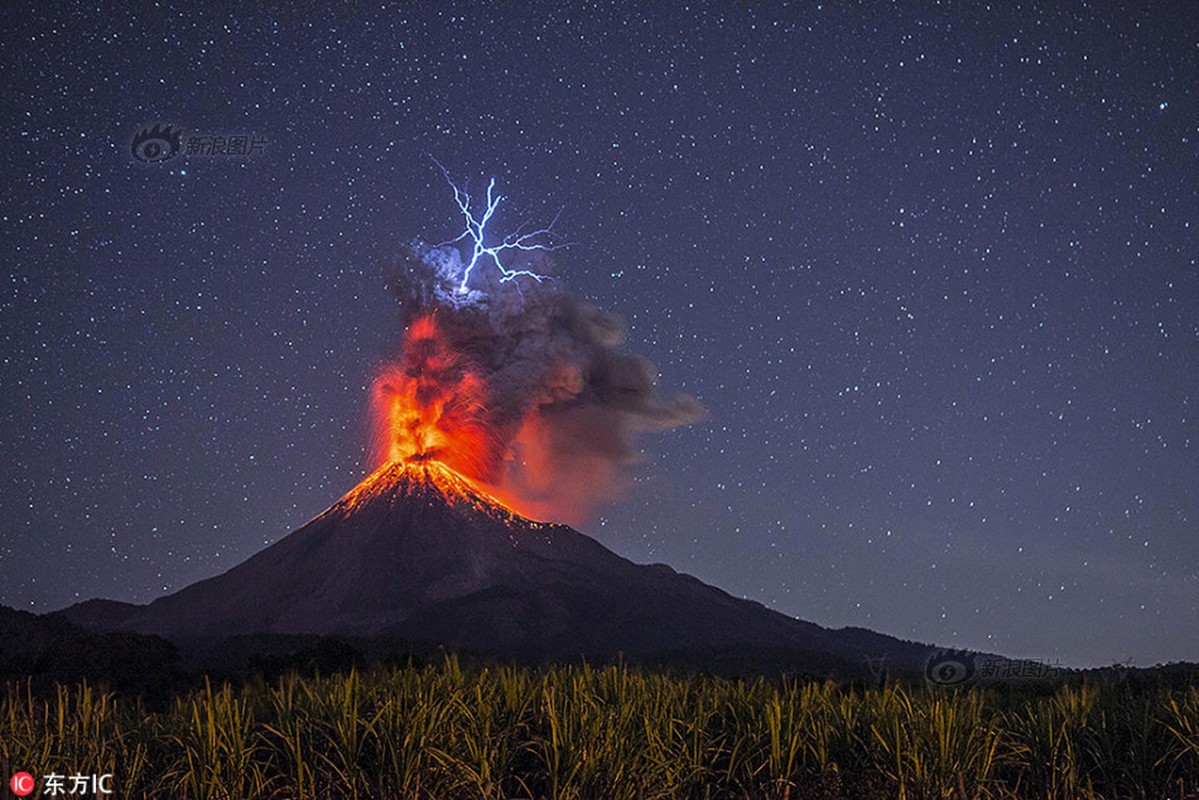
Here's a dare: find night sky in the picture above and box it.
[3,3,1196,668]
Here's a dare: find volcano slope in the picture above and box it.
[62,461,937,677]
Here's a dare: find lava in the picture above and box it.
[370,313,525,515]
[340,458,546,530]
[373,315,492,471]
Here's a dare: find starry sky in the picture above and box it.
[2,3,1196,668]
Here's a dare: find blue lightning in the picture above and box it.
[434,160,563,293]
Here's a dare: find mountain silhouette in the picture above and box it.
[61,460,938,676]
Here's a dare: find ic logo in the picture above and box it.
[131,123,183,163]
[9,772,35,797]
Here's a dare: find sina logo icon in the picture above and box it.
[130,123,183,163]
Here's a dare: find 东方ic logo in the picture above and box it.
[9,772,114,796]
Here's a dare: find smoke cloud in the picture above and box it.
[377,242,704,524]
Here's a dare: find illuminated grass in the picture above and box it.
[2,659,1197,799]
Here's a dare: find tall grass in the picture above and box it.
[2,660,1197,799]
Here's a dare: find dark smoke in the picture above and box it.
[390,242,705,523]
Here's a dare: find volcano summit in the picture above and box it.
[63,458,937,677]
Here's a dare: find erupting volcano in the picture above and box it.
[58,172,940,677]
[62,296,934,676]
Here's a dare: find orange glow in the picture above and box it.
[340,459,547,530]
[370,313,527,516]
[373,315,491,470]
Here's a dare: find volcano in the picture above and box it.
[62,460,938,675]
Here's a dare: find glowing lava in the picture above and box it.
[370,313,524,515]
[339,458,547,530]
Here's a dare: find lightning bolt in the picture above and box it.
[434,159,563,293]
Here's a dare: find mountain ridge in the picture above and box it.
[60,461,942,677]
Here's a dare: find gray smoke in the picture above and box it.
[390,242,704,523]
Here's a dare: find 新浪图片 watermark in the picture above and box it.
[925,649,1063,687]
[130,122,266,164]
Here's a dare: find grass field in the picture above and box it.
[3,657,1198,799]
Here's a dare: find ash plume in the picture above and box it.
[381,242,704,524]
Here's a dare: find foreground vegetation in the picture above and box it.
[3,658,1198,799]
